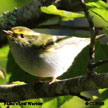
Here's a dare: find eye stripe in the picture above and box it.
[13,33,17,37]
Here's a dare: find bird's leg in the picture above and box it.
[35,77,59,84]
[49,77,59,84]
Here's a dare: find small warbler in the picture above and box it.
[3,26,90,83]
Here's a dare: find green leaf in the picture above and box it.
[41,5,58,15]
[70,32,91,38]
[43,96,73,108]
[95,42,108,73]
[95,88,108,108]
[43,95,88,108]
[41,5,84,21]
[0,102,9,108]
[12,81,26,84]
[103,27,108,36]
[86,0,108,27]
[0,68,6,80]
[85,88,107,108]
[0,45,9,84]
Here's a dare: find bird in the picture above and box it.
[3,26,90,84]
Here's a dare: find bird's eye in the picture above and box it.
[20,34,25,38]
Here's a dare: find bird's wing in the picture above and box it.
[45,36,90,51]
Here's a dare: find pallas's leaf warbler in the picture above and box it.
[3,26,90,83]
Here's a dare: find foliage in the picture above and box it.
[41,5,84,21]
[86,0,108,27]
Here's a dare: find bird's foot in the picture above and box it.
[49,77,59,84]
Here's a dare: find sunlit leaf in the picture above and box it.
[86,0,108,27]
[98,88,108,108]
[41,5,84,21]
[0,68,5,79]
[12,81,26,84]
[0,45,9,84]
[43,96,73,108]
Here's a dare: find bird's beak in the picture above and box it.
[2,30,13,36]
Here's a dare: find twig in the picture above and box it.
[93,60,108,68]
[80,0,97,74]
[37,24,102,31]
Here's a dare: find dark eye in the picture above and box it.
[20,34,24,38]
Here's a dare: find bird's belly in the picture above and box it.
[11,46,74,77]
[9,40,88,78]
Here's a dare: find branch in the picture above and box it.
[0,73,108,102]
[80,0,97,74]
[93,60,108,68]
